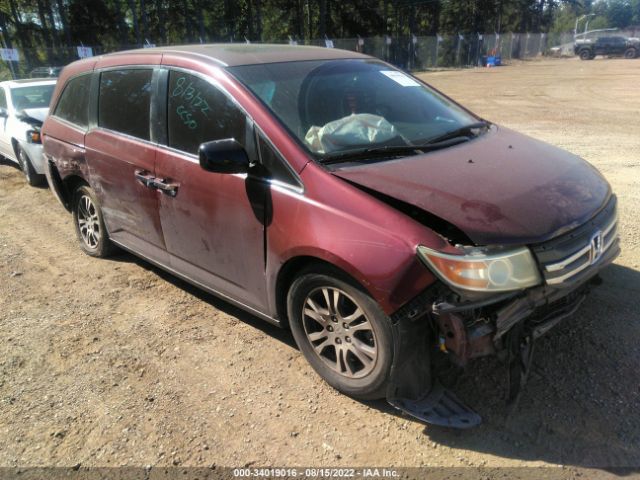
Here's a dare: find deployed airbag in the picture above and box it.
[305,113,398,154]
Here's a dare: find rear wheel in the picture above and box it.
[16,146,44,187]
[72,185,116,258]
[287,268,393,400]
[624,47,637,59]
[579,49,593,60]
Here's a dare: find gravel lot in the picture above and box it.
[1,57,639,477]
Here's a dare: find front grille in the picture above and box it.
[532,195,619,286]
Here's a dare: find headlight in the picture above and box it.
[26,130,41,144]
[417,245,541,292]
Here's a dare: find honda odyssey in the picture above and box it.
[42,44,619,428]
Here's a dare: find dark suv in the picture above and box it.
[575,35,639,59]
[42,44,619,428]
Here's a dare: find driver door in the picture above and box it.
[155,69,269,312]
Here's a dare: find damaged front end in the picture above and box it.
[386,196,620,429]
[16,110,44,145]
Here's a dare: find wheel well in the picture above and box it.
[10,138,19,158]
[275,256,362,329]
[60,174,88,211]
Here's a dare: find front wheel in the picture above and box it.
[624,47,637,59]
[16,146,44,187]
[72,185,116,258]
[287,269,393,400]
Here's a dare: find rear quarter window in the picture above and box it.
[99,69,152,140]
[54,74,91,129]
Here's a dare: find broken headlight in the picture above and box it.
[417,245,541,292]
[26,129,41,144]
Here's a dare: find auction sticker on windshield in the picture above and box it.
[380,70,420,87]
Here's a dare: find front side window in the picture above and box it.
[229,60,480,160]
[99,69,152,140]
[0,88,7,110]
[11,84,55,110]
[167,71,246,155]
[54,74,91,128]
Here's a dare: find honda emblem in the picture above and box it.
[589,230,604,265]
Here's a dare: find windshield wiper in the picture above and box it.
[320,135,476,165]
[320,121,490,165]
[422,120,490,145]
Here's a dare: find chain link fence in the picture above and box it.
[3,29,637,80]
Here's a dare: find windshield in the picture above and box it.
[229,59,480,160]
[11,84,55,110]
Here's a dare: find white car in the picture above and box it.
[0,79,56,186]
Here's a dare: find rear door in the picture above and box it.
[43,72,94,206]
[84,66,167,262]
[611,37,626,54]
[154,69,268,311]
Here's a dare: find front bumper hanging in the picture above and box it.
[386,294,481,429]
[385,272,605,429]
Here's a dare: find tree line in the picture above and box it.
[0,0,639,55]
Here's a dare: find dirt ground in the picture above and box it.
[1,57,639,476]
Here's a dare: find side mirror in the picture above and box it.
[0,108,8,118]
[199,138,250,175]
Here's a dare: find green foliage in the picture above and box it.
[0,0,636,64]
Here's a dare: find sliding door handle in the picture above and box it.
[134,170,156,188]
[152,178,179,197]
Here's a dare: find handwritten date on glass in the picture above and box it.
[171,76,211,129]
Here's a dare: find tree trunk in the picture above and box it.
[127,0,141,45]
[36,0,54,63]
[183,0,193,42]
[156,0,166,44]
[383,0,388,34]
[296,0,304,40]
[0,11,13,49]
[255,0,262,41]
[319,0,326,37]
[197,0,205,42]
[9,0,32,48]
[45,0,58,47]
[307,0,312,39]
[247,0,254,40]
[224,0,235,41]
[140,0,148,43]
[0,11,16,79]
[112,0,130,45]
[55,0,72,47]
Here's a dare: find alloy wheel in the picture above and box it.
[77,194,101,249]
[301,287,378,379]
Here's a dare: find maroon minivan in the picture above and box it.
[42,44,619,428]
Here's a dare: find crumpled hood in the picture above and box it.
[18,107,48,125]
[332,126,611,245]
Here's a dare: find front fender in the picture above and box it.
[18,141,46,175]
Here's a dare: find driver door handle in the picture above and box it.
[152,178,180,197]
[134,169,156,188]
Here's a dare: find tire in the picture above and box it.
[72,184,116,258]
[16,146,45,187]
[287,267,393,400]
[579,49,592,60]
[624,47,637,59]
